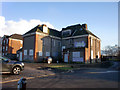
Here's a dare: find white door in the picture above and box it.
[19,52,22,61]
[64,54,68,62]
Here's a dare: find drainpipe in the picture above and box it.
[90,37,92,64]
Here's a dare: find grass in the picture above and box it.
[47,64,73,70]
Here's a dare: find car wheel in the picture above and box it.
[12,66,21,75]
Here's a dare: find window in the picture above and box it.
[73,52,80,58]
[46,52,50,56]
[29,49,33,56]
[54,40,55,46]
[43,40,45,45]
[1,41,2,45]
[39,51,42,56]
[6,39,8,44]
[4,40,5,44]
[58,41,61,47]
[62,46,65,51]
[3,46,5,51]
[43,26,48,33]
[6,46,8,51]
[91,50,93,59]
[24,50,27,55]
[62,29,71,36]
[91,39,93,46]
[17,54,19,57]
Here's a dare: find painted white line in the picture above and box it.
[88,71,119,74]
[0,74,55,84]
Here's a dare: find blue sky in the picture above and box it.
[1,2,118,49]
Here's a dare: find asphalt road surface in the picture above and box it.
[1,63,120,89]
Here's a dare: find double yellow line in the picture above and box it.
[0,74,55,84]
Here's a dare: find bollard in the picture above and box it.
[18,77,26,90]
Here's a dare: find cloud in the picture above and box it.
[0,16,55,37]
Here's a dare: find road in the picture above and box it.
[1,63,120,89]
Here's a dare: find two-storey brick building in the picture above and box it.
[62,24,101,63]
[23,24,61,62]
[1,34,23,59]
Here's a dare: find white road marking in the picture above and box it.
[88,71,119,74]
[0,74,55,84]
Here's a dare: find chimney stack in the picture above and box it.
[82,24,88,30]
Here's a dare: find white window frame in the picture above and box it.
[39,51,42,56]
[29,49,33,56]
[24,50,27,55]
[43,26,48,33]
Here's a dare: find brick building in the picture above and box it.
[62,24,101,63]
[22,24,101,63]
[22,24,61,62]
[1,34,23,59]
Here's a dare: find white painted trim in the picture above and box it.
[89,34,101,41]
[9,38,23,42]
[62,34,89,39]
[23,32,61,39]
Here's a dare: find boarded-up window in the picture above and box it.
[73,52,80,58]
[24,50,27,55]
[46,52,50,56]
[39,51,42,56]
[29,49,33,56]
[72,52,83,62]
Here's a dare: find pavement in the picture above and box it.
[1,62,120,89]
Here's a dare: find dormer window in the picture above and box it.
[62,29,71,36]
[43,25,48,33]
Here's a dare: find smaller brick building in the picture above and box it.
[1,34,23,59]
[62,24,101,63]
[23,24,61,62]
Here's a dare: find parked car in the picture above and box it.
[0,56,24,75]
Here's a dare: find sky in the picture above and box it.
[0,2,118,49]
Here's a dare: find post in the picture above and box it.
[18,77,26,90]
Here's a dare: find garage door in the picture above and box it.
[72,52,83,62]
